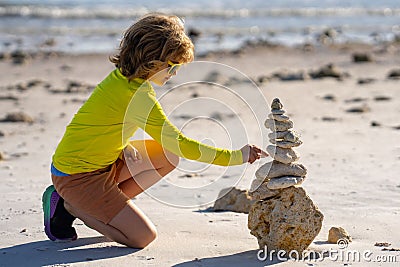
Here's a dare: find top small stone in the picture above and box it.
[271,98,283,110]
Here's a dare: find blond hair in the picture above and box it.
[110,13,194,80]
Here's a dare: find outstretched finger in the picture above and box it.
[260,150,269,158]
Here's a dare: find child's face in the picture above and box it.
[149,62,181,86]
[149,67,174,86]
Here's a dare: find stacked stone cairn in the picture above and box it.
[248,98,323,255]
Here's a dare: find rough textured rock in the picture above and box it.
[213,187,254,214]
[266,145,299,164]
[267,176,304,189]
[264,119,293,131]
[255,161,307,180]
[327,227,352,243]
[248,187,324,253]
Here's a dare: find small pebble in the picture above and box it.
[352,52,373,63]
[387,69,400,79]
[358,78,376,84]
[1,112,34,123]
[373,96,391,101]
[345,97,367,103]
[382,248,400,251]
[370,121,381,127]
[345,105,370,113]
[321,117,339,122]
[375,242,391,247]
[322,94,336,101]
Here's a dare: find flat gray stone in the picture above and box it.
[250,176,268,191]
[266,145,299,164]
[264,119,293,131]
[249,181,281,200]
[268,130,300,143]
[270,139,303,148]
[255,160,307,180]
[267,176,304,189]
[268,113,290,122]
[268,131,288,139]
[271,109,286,115]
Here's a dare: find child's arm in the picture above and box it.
[127,89,245,166]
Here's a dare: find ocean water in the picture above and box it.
[0,0,399,54]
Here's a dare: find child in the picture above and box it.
[42,13,267,248]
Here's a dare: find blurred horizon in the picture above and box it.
[1,0,399,54]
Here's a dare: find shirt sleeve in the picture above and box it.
[126,88,243,166]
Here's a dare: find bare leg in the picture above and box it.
[65,201,157,248]
[117,140,179,198]
[63,140,178,248]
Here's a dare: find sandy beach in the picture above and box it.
[0,42,400,266]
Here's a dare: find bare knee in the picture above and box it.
[126,226,157,249]
[137,226,157,248]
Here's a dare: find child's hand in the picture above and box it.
[240,144,268,164]
[124,144,142,163]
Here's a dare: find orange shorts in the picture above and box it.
[52,158,130,224]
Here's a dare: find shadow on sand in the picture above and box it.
[172,249,283,267]
[0,236,138,267]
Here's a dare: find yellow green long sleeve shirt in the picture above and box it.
[52,68,243,174]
